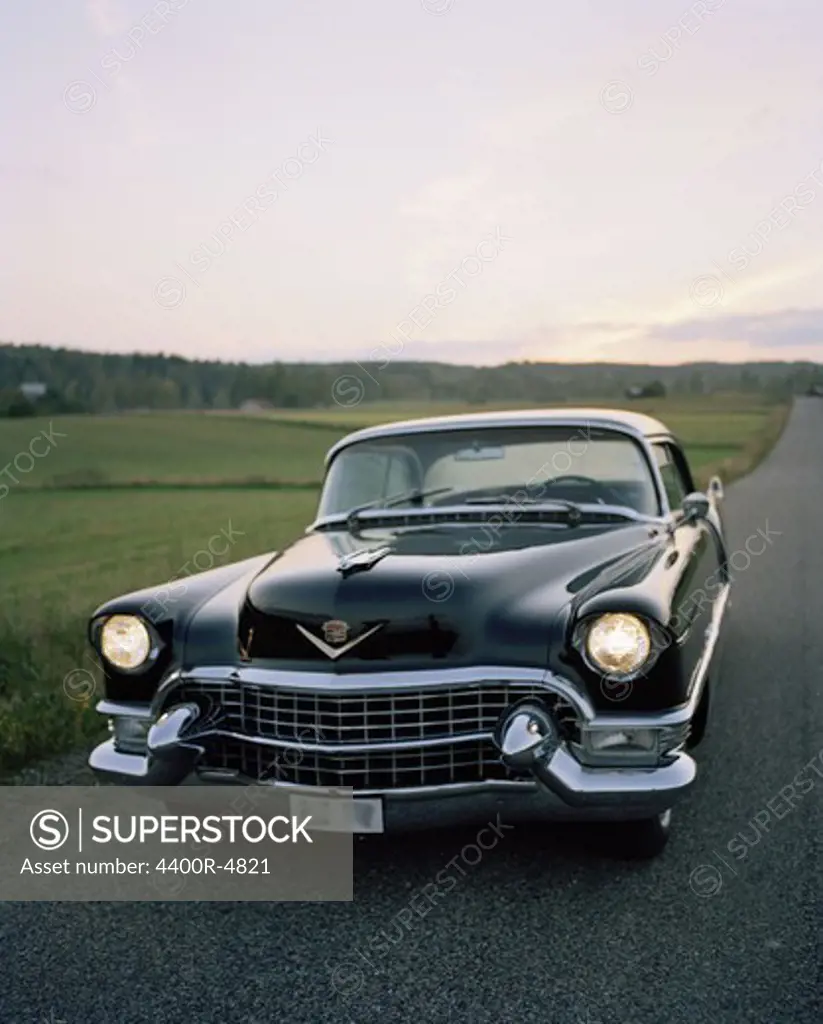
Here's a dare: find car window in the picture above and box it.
[424,439,649,491]
[319,427,660,517]
[329,450,387,510]
[653,443,689,510]
[323,448,416,511]
[385,452,416,495]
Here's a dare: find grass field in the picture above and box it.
[0,396,790,775]
[0,396,786,489]
[0,414,343,487]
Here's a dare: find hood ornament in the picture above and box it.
[337,546,392,577]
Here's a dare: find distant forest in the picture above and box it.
[1,343,821,416]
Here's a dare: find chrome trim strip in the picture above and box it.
[195,771,539,799]
[192,727,494,755]
[96,700,154,720]
[685,578,729,705]
[150,664,597,721]
[636,435,670,518]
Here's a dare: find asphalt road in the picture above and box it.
[2,400,821,1024]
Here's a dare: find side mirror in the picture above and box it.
[682,492,710,522]
[707,476,724,502]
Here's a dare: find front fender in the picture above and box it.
[89,552,276,701]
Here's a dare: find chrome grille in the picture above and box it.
[171,680,580,746]
[167,679,581,791]
[200,736,515,789]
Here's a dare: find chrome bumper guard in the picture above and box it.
[494,702,695,810]
[89,702,204,785]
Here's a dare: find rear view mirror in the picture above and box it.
[707,476,724,502]
[682,492,710,522]
[454,445,505,461]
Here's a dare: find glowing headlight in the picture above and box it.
[585,613,651,677]
[100,615,152,671]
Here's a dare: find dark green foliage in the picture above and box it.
[0,343,819,416]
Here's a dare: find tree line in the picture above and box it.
[0,343,820,416]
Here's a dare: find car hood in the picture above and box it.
[229,521,668,672]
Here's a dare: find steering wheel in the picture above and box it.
[535,474,626,506]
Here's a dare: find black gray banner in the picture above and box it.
[0,786,354,901]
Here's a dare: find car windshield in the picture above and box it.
[318,425,661,519]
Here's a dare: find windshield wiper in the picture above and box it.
[462,495,580,510]
[461,495,649,525]
[317,489,651,535]
[384,486,455,509]
[345,487,456,528]
[462,495,585,524]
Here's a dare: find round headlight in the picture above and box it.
[100,615,152,671]
[585,613,651,677]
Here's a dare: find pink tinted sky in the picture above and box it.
[1,0,822,366]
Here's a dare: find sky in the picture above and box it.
[1,0,822,366]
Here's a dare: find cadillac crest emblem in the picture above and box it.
[322,619,349,645]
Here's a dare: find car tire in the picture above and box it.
[611,809,672,859]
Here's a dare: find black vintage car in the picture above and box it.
[88,409,730,858]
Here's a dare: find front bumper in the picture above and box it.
[89,737,695,825]
[89,668,698,826]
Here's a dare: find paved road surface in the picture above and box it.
[2,400,821,1024]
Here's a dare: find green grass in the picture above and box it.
[0,396,789,775]
[0,414,342,488]
[0,400,785,491]
[0,489,319,776]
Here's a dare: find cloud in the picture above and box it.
[497,309,823,363]
[648,309,823,348]
[0,165,69,185]
[84,0,129,37]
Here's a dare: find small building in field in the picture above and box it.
[20,382,47,400]
[239,399,272,413]
[625,381,667,400]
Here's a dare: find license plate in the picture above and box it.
[289,792,384,834]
